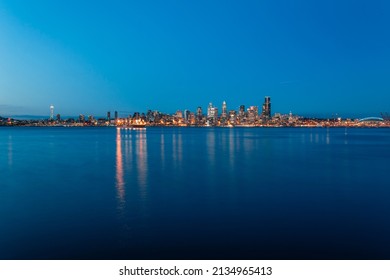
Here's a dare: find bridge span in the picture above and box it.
[358,117,384,122]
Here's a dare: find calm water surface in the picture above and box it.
[0,127,389,259]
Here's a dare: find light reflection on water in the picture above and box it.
[115,128,125,209]
[137,130,148,196]
[207,130,215,167]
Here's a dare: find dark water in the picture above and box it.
[0,127,389,259]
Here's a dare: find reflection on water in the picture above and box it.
[116,128,125,209]
[1,127,390,260]
[228,129,235,168]
[172,133,183,169]
[8,135,13,167]
[326,128,330,145]
[136,130,148,193]
[207,130,215,167]
[116,128,149,206]
[160,134,165,169]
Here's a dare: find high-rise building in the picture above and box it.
[197,106,202,118]
[184,110,190,123]
[176,110,183,119]
[107,111,111,121]
[207,103,213,119]
[262,96,271,118]
[222,101,227,118]
[239,105,245,117]
[210,107,218,122]
[50,105,54,120]
[56,114,61,122]
[247,106,259,123]
[114,111,118,120]
[229,110,237,124]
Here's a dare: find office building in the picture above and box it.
[262,96,271,118]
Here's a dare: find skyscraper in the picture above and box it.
[184,109,190,123]
[262,96,271,118]
[207,103,213,119]
[222,101,227,118]
[50,105,54,120]
[210,107,218,123]
[114,111,118,120]
[239,105,245,117]
[107,111,111,121]
[196,106,202,118]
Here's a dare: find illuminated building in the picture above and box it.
[210,107,218,122]
[184,110,190,123]
[229,110,237,124]
[207,103,213,119]
[197,106,202,118]
[176,110,183,119]
[222,101,227,118]
[247,106,258,123]
[262,96,271,118]
[50,105,54,120]
[239,105,245,117]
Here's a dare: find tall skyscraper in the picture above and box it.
[107,111,111,121]
[262,96,271,118]
[222,101,227,118]
[50,105,54,120]
[239,105,245,117]
[114,111,118,120]
[207,103,213,119]
[184,109,190,123]
[196,106,202,118]
[210,107,218,122]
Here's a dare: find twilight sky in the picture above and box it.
[0,0,389,117]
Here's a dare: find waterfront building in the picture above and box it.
[114,111,118,120]
[107,111,111,121]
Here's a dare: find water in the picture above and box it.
[0,127,389,259]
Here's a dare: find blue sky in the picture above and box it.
[0,0,389,117]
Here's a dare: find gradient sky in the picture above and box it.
[0,0,389,118]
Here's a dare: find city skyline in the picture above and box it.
[1,97,387,120]
[1,1,389,116]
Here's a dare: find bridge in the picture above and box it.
[358,117,384,122]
